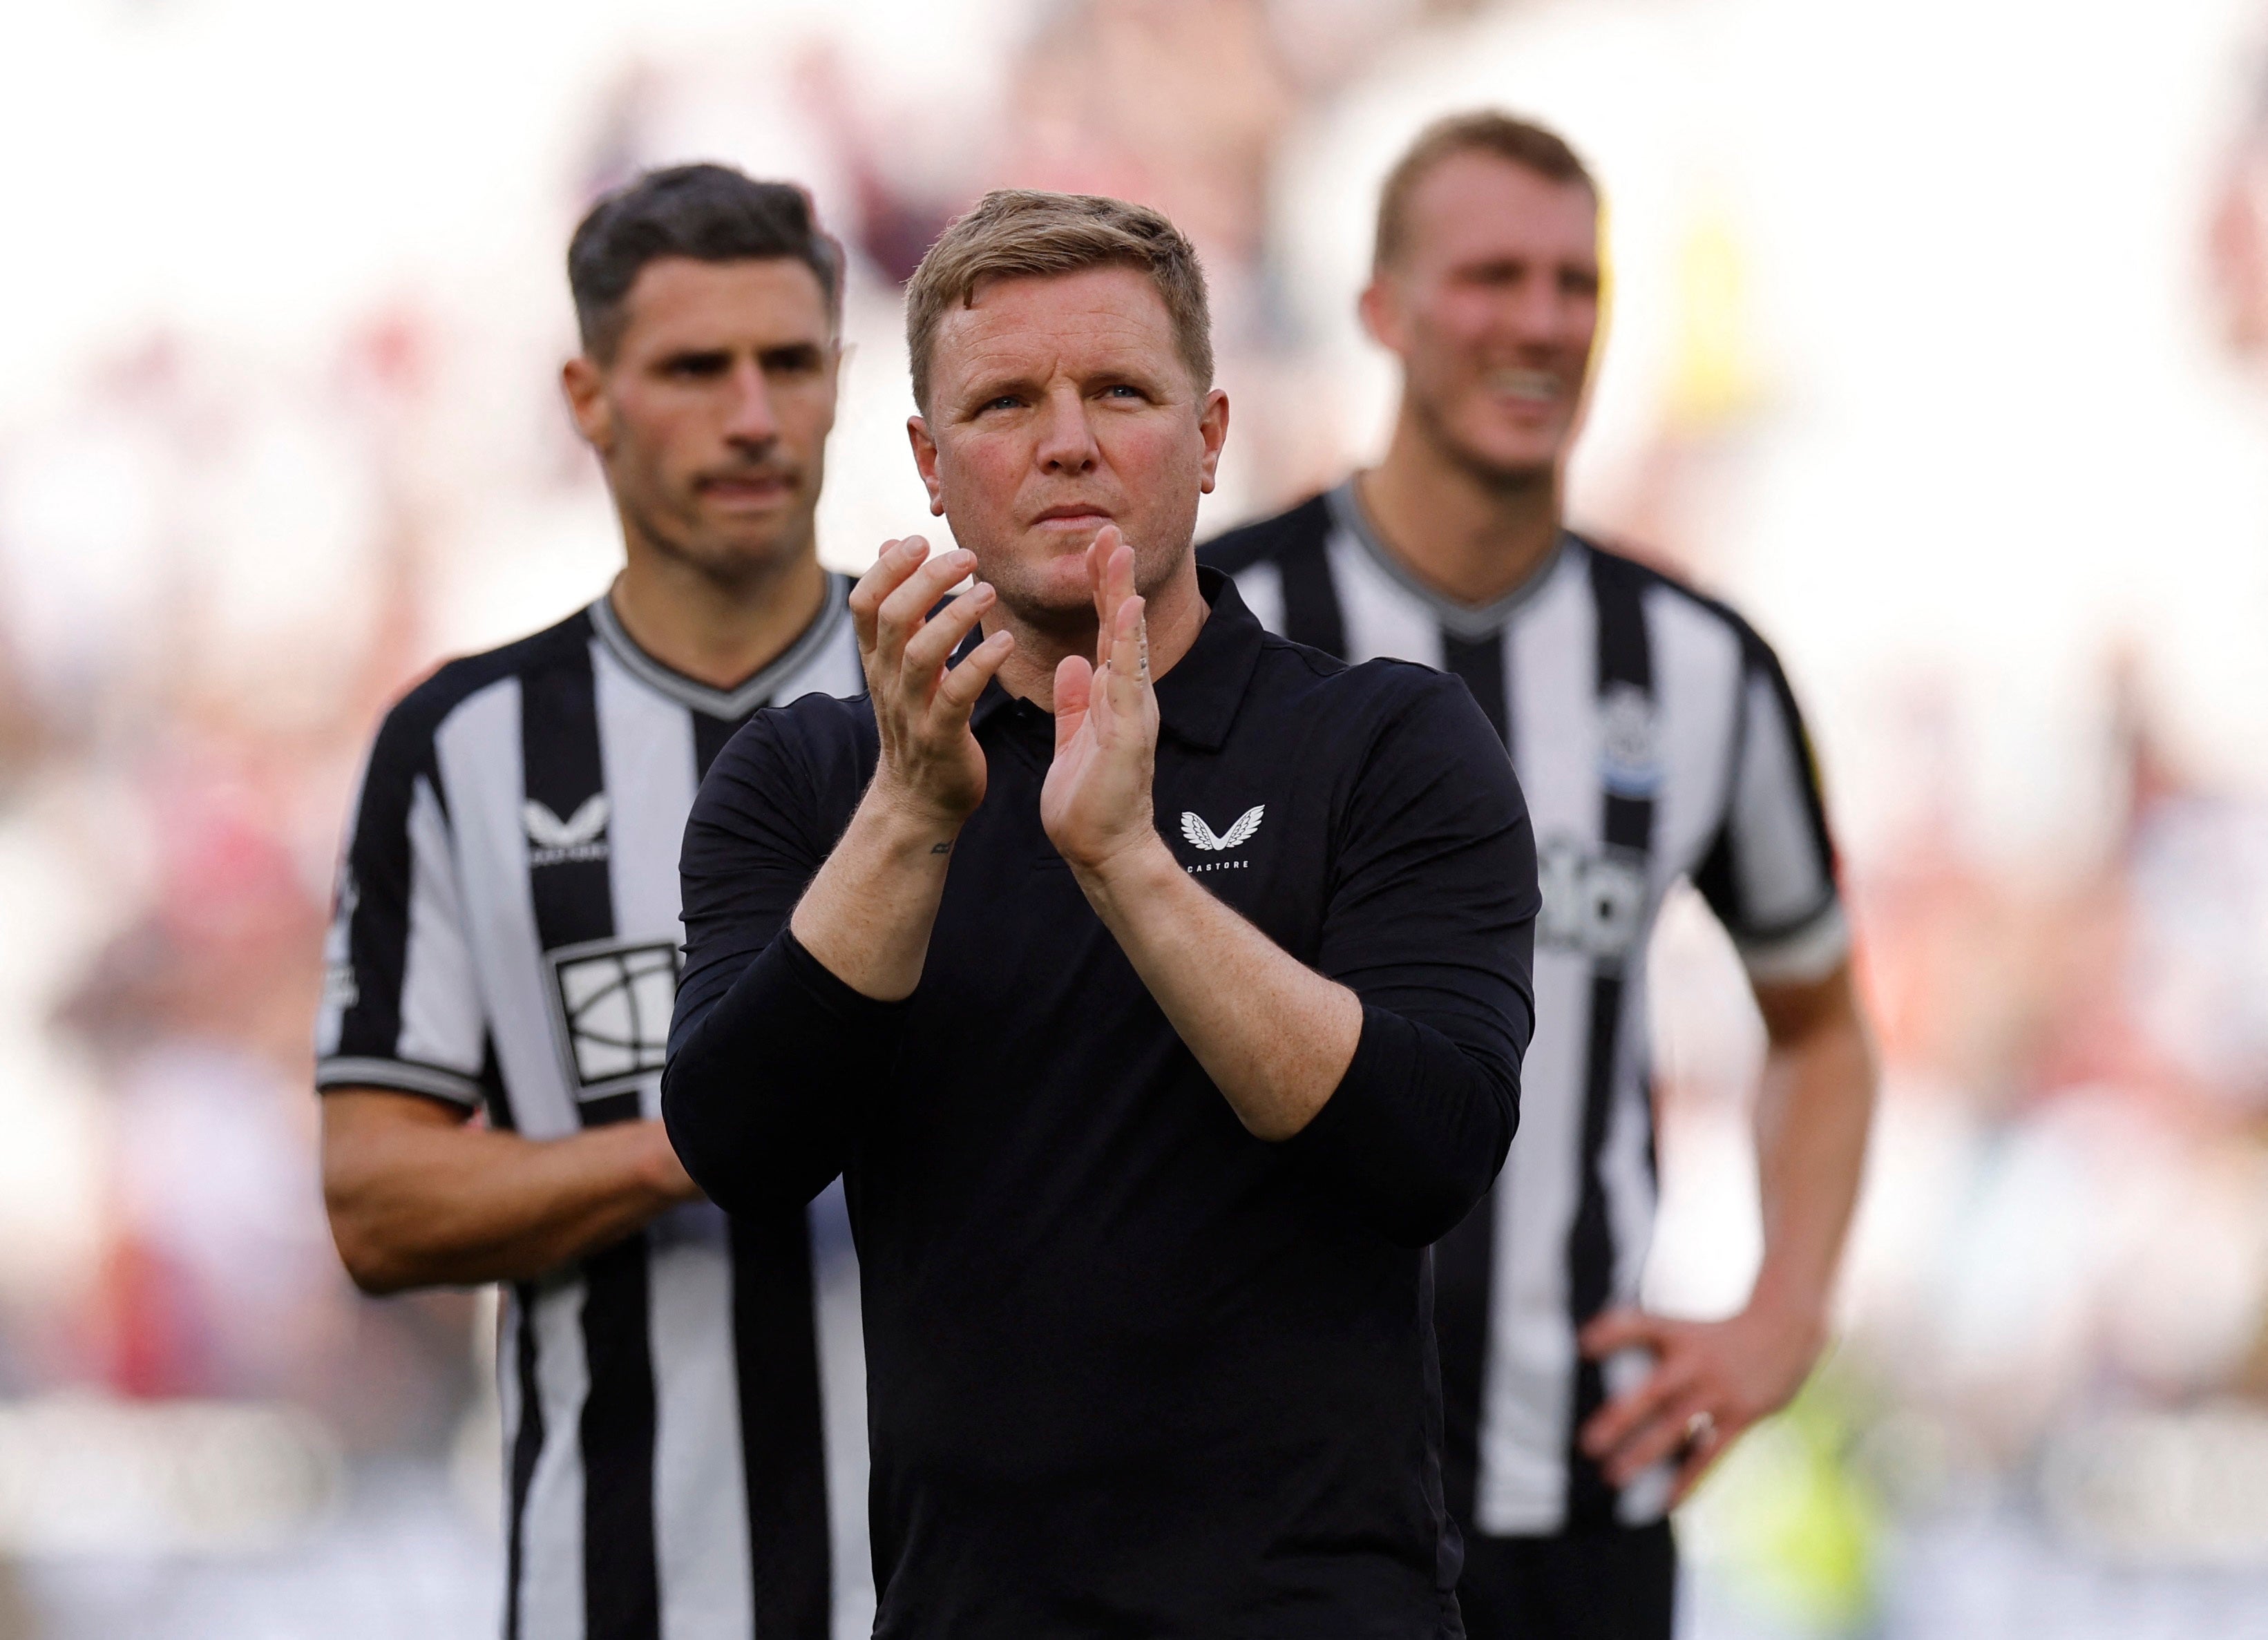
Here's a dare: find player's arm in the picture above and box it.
[662,536,1013,1212]
[321,1091,700,1293]
[1577,961,1875,1500]
[1048,535,1536,1244]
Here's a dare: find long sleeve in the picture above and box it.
[663,696,887,1214]
[1280,666,1540,1246]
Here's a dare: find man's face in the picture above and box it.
[1364,152,1601,483]
[564,256,839,584]
[909,265,1228,640]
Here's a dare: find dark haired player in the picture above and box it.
[1203,114,1878,1639]
[316,165,866,1640]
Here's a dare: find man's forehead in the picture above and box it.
[1402,152,1599,265]
[935,265,1177,373]
[618,256,831,347]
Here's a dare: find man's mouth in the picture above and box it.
[1030,504,1114,533]
[1482,368,1565,406]
[698,471,796,504]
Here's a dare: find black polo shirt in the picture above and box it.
[665,569,1540,1639]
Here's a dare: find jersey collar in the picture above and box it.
[588,572,851,720]
[1326,479,1571,642]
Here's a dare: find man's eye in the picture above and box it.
[669,357,728,378]
[983,396,1022,412]
[1103,385,1143,400]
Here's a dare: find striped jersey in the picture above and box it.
[315,582,870,1640]
[1203,484,1847,1538]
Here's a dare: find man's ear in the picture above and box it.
[908,415,946,517]
[562,355,612,455]
[1196,389,1230,495]
[1357,275,1404,355]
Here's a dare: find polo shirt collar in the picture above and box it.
[967,566,1262,752]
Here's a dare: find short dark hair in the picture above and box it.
[1374,112,1597,270]
[567,163,844,361]
[904,189,1211,412]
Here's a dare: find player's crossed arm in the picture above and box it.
[321,1090,699,1292]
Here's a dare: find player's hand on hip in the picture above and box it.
[850,535,1014,833]
[1042,527,1162,879]
[1576,1301,1828,1507]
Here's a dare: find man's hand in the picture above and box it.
[1042,528,1163,877]
[1576,1300,1827,1506]
[790,535,1015,1002]
[849,535,1016,832]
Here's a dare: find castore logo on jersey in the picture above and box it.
[1179,805,1264,874]
[525,794,611,867]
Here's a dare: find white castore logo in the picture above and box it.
[1181,805,1264,852]
[526,794,611,866]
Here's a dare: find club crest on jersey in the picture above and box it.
[524,794,610,867]
[1180,805,1264,873]
[544,936,679,1096]
[1537,834,1649,964]
[1597,685,1661,799]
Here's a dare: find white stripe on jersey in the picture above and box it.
[593,640,701,1067]
[1326,525,1447,669]
[522,1278,591,1639]
[400,773,486,1089]
[811,1183,875,1639]
[1727,672,1838,939]
[432,676,581,1139]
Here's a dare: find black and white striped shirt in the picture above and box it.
[1203,484,1847,1538]
[316,583,869,1639]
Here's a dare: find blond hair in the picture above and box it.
[904,189,1212,411]
[1374,111,1597,271]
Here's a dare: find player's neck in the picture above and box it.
[1360,419,1563,608]
[609,539,828,692]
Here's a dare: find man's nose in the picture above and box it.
[1033,386,1099,474]
[724,360,780,446]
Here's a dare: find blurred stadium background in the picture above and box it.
[8,0,2268,1634]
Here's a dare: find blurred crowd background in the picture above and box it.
[7,0,2268,1634]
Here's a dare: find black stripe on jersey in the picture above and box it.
[1441,631,1510,747]
[520,617,616,961]
[691,708,745,785]
[477,1033,515,1133]
[505,1282,545,1640]
[1434,626,1512,1532]
[731,1210,833,1640]
[1565,550,1657,1531]
[1199,493,1346,658]
[581,1241,661,1640]
[517,618,663,1640]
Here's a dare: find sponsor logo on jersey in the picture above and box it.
[1180,804,1264,873]
[544,936,679,1095]
[1597,684,1661,799]
[1537,833,1649,963]
[524,794,611,867]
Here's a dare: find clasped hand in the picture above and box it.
[850,535,1015,834]
[848,528,1162,877]
[1040,528,1163,880]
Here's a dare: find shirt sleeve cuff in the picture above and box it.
[314,1056,484,1108]
[773,925,920,1027]
[1733,899,1851,985]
